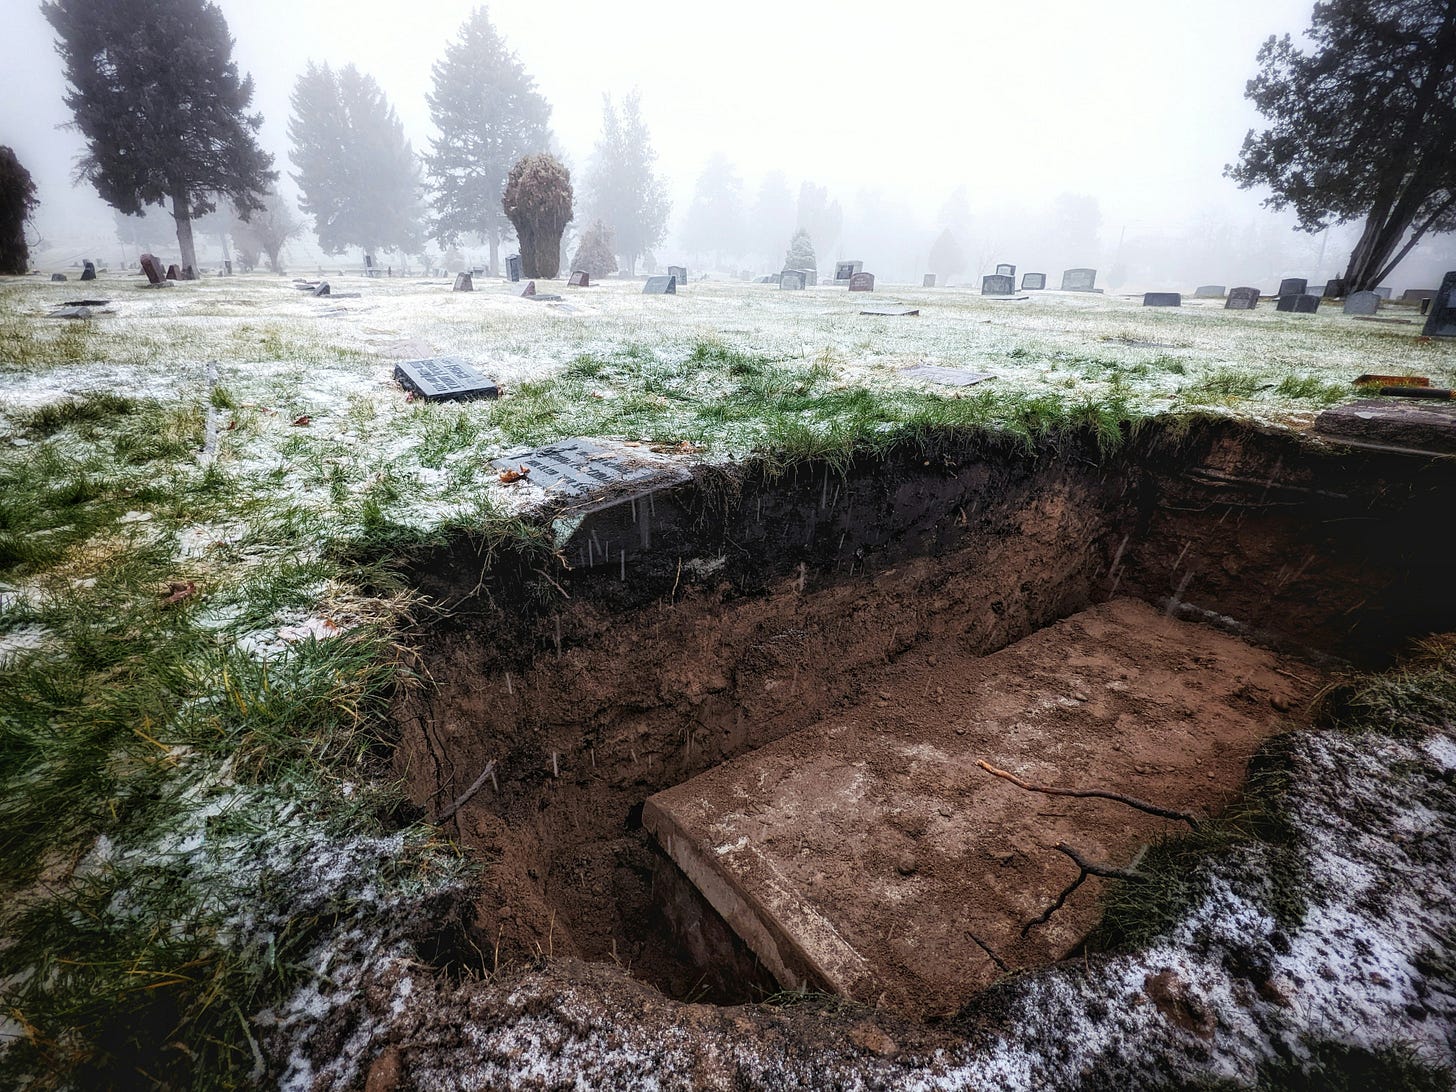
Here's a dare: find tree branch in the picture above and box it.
[1022,842,1141,937]
[433,759,497,825]
[977,760,1202,829]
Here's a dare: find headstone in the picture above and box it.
[1143,292,1182,307]
[1420,271,1456,338]
[568,270,590,287]
[833,260,863,283]
[1342,291,1380,316]
[644,275,676,294]
[860,306,919,317]
[902,364,994,387]
[1193,285,1225,298]
[311,281,331,297]
[1322,278,1346,299]
[364,254,375,277]
[223,259,232,276]
[667,265,687,286]
[779,269,806,290]
[453,272,473,292]
[1316,398,1456,456]
[1061,268,1097,292]
[1373,287,1393,300]
[805,270,817,286]
[506,254,522,282]
[394,356,500,402]
[1276,293,1320,314]
[1400,287,1436,304]
[981,274,1014,296]
[80,261,96,282]
[923,274,936,288]
[1277,277,1308,298]
[1021,273,1046,291]
[521,280,536,297]
[848,272,875,292]
[995,263,1016,279]
[140,254,165,284]
[1225,287,1259,310]
[50,273,67,282]
[166,265,180,281]
[491,437,692,511]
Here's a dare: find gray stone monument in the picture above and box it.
[923,273,936,288]
[1143,292,1181,307]
[569,270,590,287]
[667,265,687,286]
[1021,273,1046,290]
[1193,285,1225,298]
[1343,291,1380,316]
[1276,293,1320,314]
[1277,277,1308,298]
[1401,287,1436,304]
[834,260,863,283]
[1322,278,1346,299]
[848,272,875,292]
[140,254,165,284]
[395,357,500,402]
[506,254,522,282]
[1225,287,1259,310]
[1061,268,1096,291]
[311,281,330,297]
[80,261,96,282]
[1420,271,1456,338]
[780,269,807,290]
[644,275,677,294]
[995,263,1016,279]
[50,273,66,282]
[453,272,473,292]
[982,274,1015,296]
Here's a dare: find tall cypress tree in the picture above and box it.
[425,7,552,275]
[584,91,669,276]
[289,63,425,265]
[41,0,274,275]
[0,147,39,275]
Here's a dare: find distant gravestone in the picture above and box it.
[1322,278,1347,299]
[923,273,936,288]
[644,275,676,294]
[1021,273,1046,290]
[1276,293,1320,314]
[140,254,165,284]
[1343,291,1380,316]
[1193,285,1225,298]
[166,264,180,280]
[1401,287,1436,304]
[80,261,96,282]
[223,259,232,276]
[1061,268,1096,292]
[780,269,806,290]
[805,270,818,286]
[453,272,473,292]
[834,260,863,283]
[569,270,590,287]
[506,254,522,282]
[1225,287,1259,310]
[995,264,1016,280]
[394,356,500,402]
[861,306,919,317]
[848,272,875,292]
[49,273,66,282]
[521,280,536,297]
[1373,287,1393,300]
[1277,277,1307,298]
[667,265,687,286]
[364,254,375,276]
[981,274,1014,296]
[1143,292,1182,307]
[1420,271,1456,338]
[311,281,331,297]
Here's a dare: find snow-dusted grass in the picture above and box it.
[0,271,1452,1087]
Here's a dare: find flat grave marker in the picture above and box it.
[491,437,692,509]
[1225,287,1259,310]
[1316,397,1456,456]
[860,306,919,317]
[394,356,500,402]
[901,364,993,387]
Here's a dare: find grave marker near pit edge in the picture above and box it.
[1143,292,1182,307]
[394,356,500,402]
[848,272,875,292]
[644,275,677,294]
[1343,291,1380,316]
[1420,271,1456,338]
[1021,273,1046,290]
[982,274,1014,296]
[1225,287,1259,310]
[834,260,863,283]
[491,437,693,515]
[1061,268,1096,291]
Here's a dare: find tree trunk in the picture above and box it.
[170,183,198,276]
[488,233,499,277]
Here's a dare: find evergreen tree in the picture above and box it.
[1227,0,1456,290]
[503,153,572,278]
[584,91,669,276]
[926,228,966,283]
[425,8,552,276]
[784,228,815,273]
[750,170,796,263]
[0,147,39,275]
[570,219,618,278]
[42,0,274,275]
[230,189,303,273]
[289,62,425,265]
[681,153,745,266]
[797,182,843,261]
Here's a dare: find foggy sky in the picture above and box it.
[4,0,1452,285]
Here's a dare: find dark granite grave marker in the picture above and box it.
[224,259,232,276]
[1343,291,1380,316]
[834,260,863,283]
[453,272,473,292]
[1420,271,1456,338]
[506,254,522,282]
[1143,292,1182,307]
[1021,273,1046,290]
[1061,268,1096,291]
[81,261,96,281]
[995,263,1016,279]
[1277,277,1307,298]
[1193,285,1225,298]
[394,356,500,402]
[780,270,806,290]
[923,274,936,288]
[1316,398,1456,456]
[491,437,693,508]
[569,270,590,287]
[981,274,1014,296]
[902,364,994,387]
[140,254,165,284]
[166,265,180,280]
[49,273,66,282]
[1276,293,1320,314]
[1226,287,1259,310]
[644,275,677,294]
[1322,278,1346,299]
[667,265,687,286]
[848,272,875,292]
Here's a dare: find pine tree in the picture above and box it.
[503,154,572,278]
[425,8,552,276]
[41,0,274,275]
[1227,0,1456,290]
[927,228,966,283]
[784,228,815,274]
[0,147,39,275]
[231,189,303,273]
[289,62,425,265]
[584,91,669,276]
[570,219,618,278]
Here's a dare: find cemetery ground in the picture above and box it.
[1,271,1455,1090]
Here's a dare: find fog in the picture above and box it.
[4,0,1452,289]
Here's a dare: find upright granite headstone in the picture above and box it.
[506,254,522,282]
[521,280,536,297]
[1225,287,1259,310]
[667,265,687,286]
[49,273,66,282]
[223,259,232,276]
[1322,278,1347,299]
[1143,292,1182,307]
[311,281,331,297]
[81,261,96,282]
[923,274,936,288]
[1021,273,1046,290]
[166,264,180,280]
[140,254,165,284]
[1193,285,1225,298]
[569,270,590,287]
[1401,287,1436,304]
[1373,287,1393,300]
[1278,277,1308,298]
[1061,268,1096,292]
[982,274,1015,296]
[644,275,677,294]
[1420,271,1456,338]
[1276,293,1320,314]
[1343,291,1380,316]
[834,260,863,283]
[780,270,806,290]
[995,263,1016,279]
[453,272,473,292]
[848,272,875,292]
